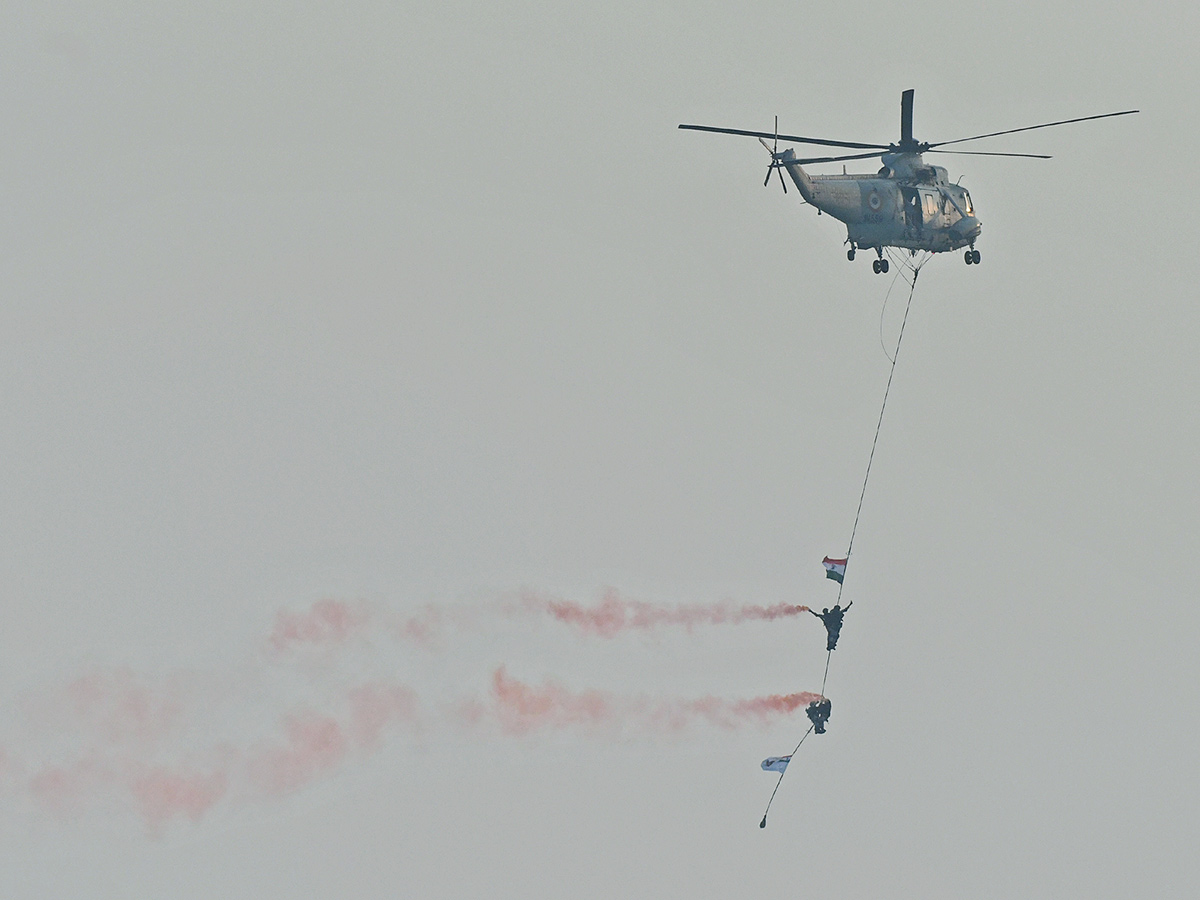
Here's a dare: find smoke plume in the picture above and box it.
[489,667,819,736]
[524,588,809,637]
[8,589,815,832]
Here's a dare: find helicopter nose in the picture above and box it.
[953,215,982,241]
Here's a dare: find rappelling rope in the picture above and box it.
[759,723,815,829]
[837,256,926,605]
[763,255,926,830]
[878,269,902,364]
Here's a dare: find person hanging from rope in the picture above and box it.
[810,602,852,651]
[805,697,832,734]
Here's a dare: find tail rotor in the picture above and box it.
[759,116,788,194]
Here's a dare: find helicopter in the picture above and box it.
[680,91,1136,273]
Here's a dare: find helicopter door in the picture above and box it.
[901,187,921,234]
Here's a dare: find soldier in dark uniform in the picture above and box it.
[810,602,852,651]
[806,697,832,734]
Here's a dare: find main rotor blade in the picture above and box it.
[926,149,1052,159]
[779,150,886,165]
[679,124,888,151]
[927,109,1138,149]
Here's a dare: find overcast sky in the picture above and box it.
[2,2,1197,898]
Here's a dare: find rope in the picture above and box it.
[759,724,815,828]
[761,252,928,830]
[878,268,902,364]
[836,258,924,605]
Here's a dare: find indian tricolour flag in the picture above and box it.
[822,556,847,584]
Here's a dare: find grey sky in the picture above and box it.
[2,2,1196,898]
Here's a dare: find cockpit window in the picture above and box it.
[962,190,973,215]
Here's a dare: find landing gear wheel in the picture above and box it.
[964,249,974,265]
[847,248,856,261]
[971,249,981,264]
[872,259,881,274]
[880,258,889,273]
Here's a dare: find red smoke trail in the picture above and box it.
[525,588,809,637]
[268,599,442,652]
[345,683,420,748]
[131,765,230,829]
[267,590,805,652]
[242,683,421,798]
[489,667,820,736]
[13,666,813,828]
[268,599,372,652]
[28,757,106,814]
[386,605,442,647]
[246,712,350,796]
[35,668,191,748]
[24,753,234,833]
[15,679,420,831]
[10,590,815,831]
[490,668,613,734]
[25,754,231,831]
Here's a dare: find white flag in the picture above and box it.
[761,756,791,773]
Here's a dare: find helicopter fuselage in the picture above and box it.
[680,90,1134,269]
[782,152,982,254]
